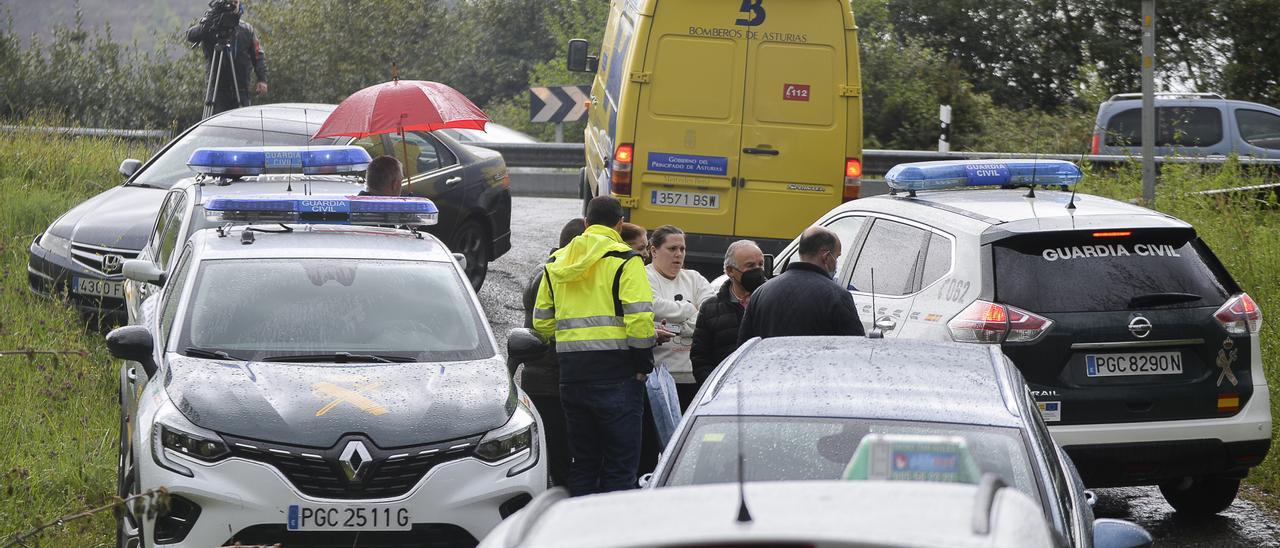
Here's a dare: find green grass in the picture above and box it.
[0,130,149,546]
[0,132,1277,543]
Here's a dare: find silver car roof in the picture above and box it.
[172,176,366,202]
[699,337,1021,428]
[189,225,454,262]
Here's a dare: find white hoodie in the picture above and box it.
[646,265,715,384]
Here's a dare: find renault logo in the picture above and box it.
[1129,316,1153,339]
[101,254,124,274]
[338,441,372,482]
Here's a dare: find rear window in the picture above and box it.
[993,232,1231,313]
[1104,106,1224,147]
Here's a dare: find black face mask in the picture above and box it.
[739,268,768,292]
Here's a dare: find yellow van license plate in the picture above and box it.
[651,190,718,209]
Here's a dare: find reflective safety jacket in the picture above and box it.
[534,225,656,383]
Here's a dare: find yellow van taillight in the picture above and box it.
[611,143,634,195]
[843,158,862,202]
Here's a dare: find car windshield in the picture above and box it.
[175,258,493,362]
[663,417,1042,504]
[131,125,342,189]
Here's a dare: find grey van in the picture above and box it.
[1091,92,1280,158]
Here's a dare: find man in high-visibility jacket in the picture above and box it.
[533,196,656,495]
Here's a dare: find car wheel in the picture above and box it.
[116,415,143,547]
[1158,475,1240,515]
[455,219,489,291]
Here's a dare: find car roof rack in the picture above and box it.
[1108,92,1225,101]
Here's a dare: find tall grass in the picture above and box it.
[0,129,149,545]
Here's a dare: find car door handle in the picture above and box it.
[444,176,463,186]
[743,147,779,156]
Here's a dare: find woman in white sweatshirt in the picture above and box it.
[645,225,715,410]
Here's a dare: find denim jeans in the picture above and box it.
[559,378,645,496]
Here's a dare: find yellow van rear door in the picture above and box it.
[735,0,847,240]
[629,0,748,236]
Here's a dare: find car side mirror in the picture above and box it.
[123,259,165,285]
[452,253,468,270]
[507,328,549,373]
[1092,518,1153,548]
[119,158,142,179]
[106,325,157,377]
[567,39,597,73]
[763,254,775,276]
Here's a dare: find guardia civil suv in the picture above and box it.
[106,148,544,547]
[771,159,1269,515]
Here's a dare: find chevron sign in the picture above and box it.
[529,86,590,123]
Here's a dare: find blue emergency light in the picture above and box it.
[187,146,373,176]
[885,159,1083,193]
[204,194,438,226]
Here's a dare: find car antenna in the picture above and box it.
[1024,157,1038,199]
[1066,152,1082,211]
[734,378,753,523]
[868,267,883,339]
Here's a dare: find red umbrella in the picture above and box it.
[313,79,489,172]
[314,79,488,138]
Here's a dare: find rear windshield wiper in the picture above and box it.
[1128,292,1203,308]
[184,347,249,361]
[261,352,408,364]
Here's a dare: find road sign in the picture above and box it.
[530,86,590,124]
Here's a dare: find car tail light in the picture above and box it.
[611,143,634,195]
[1090,133,1101,155]
[1092,231,1131,238]
[843,158,862,202]
[1215,293,1261,335]
[949,300,1054,344]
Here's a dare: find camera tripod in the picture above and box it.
[202,38,243,119]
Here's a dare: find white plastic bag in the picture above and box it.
[646,362,682,447]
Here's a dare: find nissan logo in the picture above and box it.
[101,254,124,274]
[1128,316,1153,339]
[338,440,372,482]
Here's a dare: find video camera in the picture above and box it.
[202,0,241,41]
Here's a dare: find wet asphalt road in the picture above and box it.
[479,196,1280,547]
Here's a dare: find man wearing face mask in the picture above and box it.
[691,240,766,385]
[737,226,864,344]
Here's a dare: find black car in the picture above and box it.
[28,103,511,324]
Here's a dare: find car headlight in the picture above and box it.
[151,403,230,477]
[475,403,539,476]
[38,232,72,258]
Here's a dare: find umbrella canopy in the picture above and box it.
[313,80,489,139]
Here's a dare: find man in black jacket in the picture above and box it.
[691,240,765,384]
[187,0,268,115]
[738,226,864,344]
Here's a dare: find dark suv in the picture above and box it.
[28,104,511,324]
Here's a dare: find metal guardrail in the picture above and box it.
[476,142,1280,173]
[0,125,170,140]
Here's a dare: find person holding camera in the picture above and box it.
[187,0,268,116]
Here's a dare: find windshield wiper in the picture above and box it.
[1128,292,1203,309]
[184,347,249,361]
[125,182,162,189]
[261,352,407,364]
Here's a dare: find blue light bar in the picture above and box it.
[188,146,373,176]
[204,194,438,226]
[885,160,1084,192]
